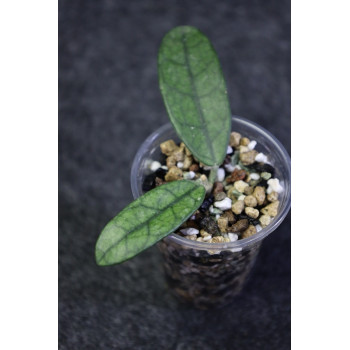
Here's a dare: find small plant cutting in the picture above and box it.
[95,26,284,267]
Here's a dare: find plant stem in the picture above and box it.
[208,165,218,184]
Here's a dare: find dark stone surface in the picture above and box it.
[59,1,290,349]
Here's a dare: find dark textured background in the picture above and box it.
[59,1,291,349]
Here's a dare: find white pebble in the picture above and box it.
[188,171,195,179]
[203,165,212,170]
[224,163,235,172]
[180,228,199,236]
[256,224,262,232]
[215,214,220,220]
[217,168,225,182]
[238,194,246,201]
[203,235,212,242]
[227,145,233,154]
[267,178,284,194]
[190,215,196,220]
[228,233,238,242]
[177,162,184,169]
[248,140,257,150]
[161,165,168,170]
[150,161,161,172]
[255,153,268,163]
[250,173,260,180]
[213,197,232,211]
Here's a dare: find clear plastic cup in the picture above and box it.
[130,115,291,309]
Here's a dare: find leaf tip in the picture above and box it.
[94,241,109,266]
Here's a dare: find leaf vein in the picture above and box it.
[97,185,201,263]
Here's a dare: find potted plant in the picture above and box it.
[95,26,291,309]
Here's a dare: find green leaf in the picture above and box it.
[158,26,231,166]
[95,180,205,266]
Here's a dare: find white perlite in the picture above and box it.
[180,228,199,236]
[228,233,238,242]
[217,168,225,182]
[250,172,260,180]
[267,178,283,194]
[227,145,233,154]
[255,224,262,232]
[255,152,268,163]
[213,197,232,210]
[177,162,184,169]
[224,163,235,172]
[183,171,196,180]
[150,161,161,172]
[248,140,257,150]
[188,171,195,179]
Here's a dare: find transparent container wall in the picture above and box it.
[157,238,261,309]
[131,115,291,309]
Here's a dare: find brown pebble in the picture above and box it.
[166,156,176,168]
[239,145,250,153]
[165,166,183,182]
[214,192,226,201]
[232,200,245,215]
[226,169,246,183]
[231,219,249,233]
[189,163,199,172]
[240,137,250,146]
[155,177,165,187]
[253,186,266,206]
[200,229,211,237]
[245,207,259,219]
[222,210,236,224]
[267,191,279,202]
[182,155,193,170]
[173,148,185,162]
[210,236,225,243]
[244,186,254,195]
[217,216,229,233]
[229,132,241,148]
[185,235,197,241]
[213,182,224,195]
[160,140,178,156]
[261,201,279,217]
[242,225,257,239]
[240,150,258,165]
[244,195,258,207]
[181,143,192,156]
[234,180,249,193]
[259,214,271,228]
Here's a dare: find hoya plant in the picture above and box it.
[95,26,232,266]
